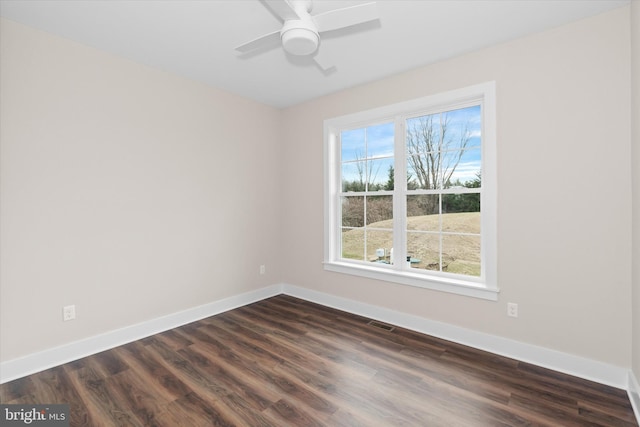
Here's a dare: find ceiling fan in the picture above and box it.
[235,0,379,71]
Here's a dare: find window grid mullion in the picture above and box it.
[334,129,342,262]
[436,193,441,273]
[394,115,407,271]
[363,194,367,261]
[363,127,368,262]
[435,113,442,273]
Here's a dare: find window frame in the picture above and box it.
[324,82,498,301]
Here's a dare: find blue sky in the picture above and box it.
[341,105,482,188]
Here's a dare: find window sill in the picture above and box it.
[323,261,499,301]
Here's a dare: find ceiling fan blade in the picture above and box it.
[235,30,282,53]
[313,48,335,73]
[313,2,378,33]
[261,0,300,22]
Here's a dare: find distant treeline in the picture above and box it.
[342,168,480,228]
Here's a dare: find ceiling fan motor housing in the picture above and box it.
[280,17,319,56]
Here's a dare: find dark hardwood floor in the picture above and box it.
[1,295,637,426]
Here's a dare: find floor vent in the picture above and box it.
[367,320,395,332]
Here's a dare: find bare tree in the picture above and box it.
[406,113,472,215]
[406,113,472,190]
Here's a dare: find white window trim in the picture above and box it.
[324,82,498,301]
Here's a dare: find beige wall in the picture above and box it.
[1,6,635,372]
[0,19,282,361]
[632,0,640,376]
[281,7,633,367]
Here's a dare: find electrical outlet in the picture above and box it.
[63,305,76,321]
[259,265,266,275]
[507,302,518,318]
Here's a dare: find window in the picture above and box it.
[324,82,497,300]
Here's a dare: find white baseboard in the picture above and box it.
[0,282,632,398]
[0,284,283,384]
[281,283,630,390]
[629,371,640,423]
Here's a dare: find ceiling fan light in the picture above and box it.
[281,27,319,56]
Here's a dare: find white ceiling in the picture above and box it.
[0,0,630,108]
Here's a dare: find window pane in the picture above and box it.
[341,196,364,228]
[342,162,366,192]
[367,122,395,159]
[367,158,394,191]
[442,194,480,234]
[442,148,481,188]
[406,113,441,155]
[407,153,441,190]
[342,123,394,163]
[366,195,393,226]
[341,128,365,162]
[380,163,395,191]
[442,234,481,277]
[407,195,439,231]
[407,232,440,271]
[444,105,481,149]
[342,228,364,261]
[367,230,393,264]
[441,110,475,152]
